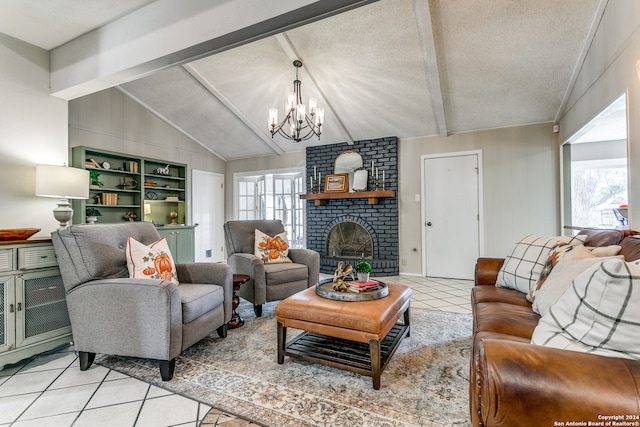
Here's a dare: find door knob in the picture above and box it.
[427,222,432,226]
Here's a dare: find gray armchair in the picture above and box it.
[51,222,232,381]
[223,220,319,316]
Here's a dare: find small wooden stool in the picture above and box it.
[275,283,411,389]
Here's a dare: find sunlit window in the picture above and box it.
[236,172,305,247]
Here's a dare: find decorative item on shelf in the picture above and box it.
[101,161,111,170]
[119,177,137,190]
[123,212,137,222]
[324,174,348,193]
[85,158,101,168]
[353,168,368,192]
[144,181,157,187]
[101,193,118,205]
[144,203,152,221]
[85,207,101,224]
[155,165,171,176]
[355,261,372,283]
[334,150,363,192]
[169,211,178,225]
[89,170,103,189]
[35,164,89,228]
[268,60,324,143]
[165,196,179,201]
[146,191,158,200]
[332,261,353,292]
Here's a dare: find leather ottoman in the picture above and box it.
[275,282,412,389]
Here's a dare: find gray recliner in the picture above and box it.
[51,222,232,381]
[223,220,320,317]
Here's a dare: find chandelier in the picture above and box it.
[268,60,324,143]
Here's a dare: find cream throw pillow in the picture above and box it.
[126,236,179,285]
[532,258,640,360]
[531,253,624,317]
[254,229,292,264]
[527,244,622,304]
[496,233,585,294]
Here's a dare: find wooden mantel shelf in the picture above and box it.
[300,190,395,206]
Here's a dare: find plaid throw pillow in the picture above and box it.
[496,233,585,294]
[532,258,640,360]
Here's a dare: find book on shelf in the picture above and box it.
[101,193,118,205]
[85,158,101,168]
[124,161,138,173]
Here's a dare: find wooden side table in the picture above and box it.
[229,274,250,329]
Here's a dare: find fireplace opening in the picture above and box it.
[326,221,373,259]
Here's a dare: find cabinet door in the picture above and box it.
[0,275,16,353]
[15,269,71,348]
[157,228,195,263]
[174,228,195,263]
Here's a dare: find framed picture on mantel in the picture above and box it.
[325,174,348,192]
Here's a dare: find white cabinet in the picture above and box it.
[0,241,71,369]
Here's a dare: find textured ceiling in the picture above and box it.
[0,0,603,160]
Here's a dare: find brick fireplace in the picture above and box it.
[305,137,399,276]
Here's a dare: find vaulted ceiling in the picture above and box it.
[0,0,603,160]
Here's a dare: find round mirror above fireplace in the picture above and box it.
[334,150,363,192]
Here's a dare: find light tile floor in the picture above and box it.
[0,275,472,427]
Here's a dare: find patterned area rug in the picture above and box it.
[97,300,472,427]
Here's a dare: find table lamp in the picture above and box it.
[36,164,89,228]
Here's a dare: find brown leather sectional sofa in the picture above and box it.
[470,229,640,427]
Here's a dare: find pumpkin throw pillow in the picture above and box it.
[531,258,640,360]
[126,236,179,285]
[254,229,291,264]
[496,233,585,294]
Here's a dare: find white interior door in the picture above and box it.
[423,152,482,279]
[192,170,224,262]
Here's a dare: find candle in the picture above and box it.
[318,173,321,192]
[314,166,317,180]
[376,167,378,180]
[310,175,313,190]
[382,170,385,189]
[371,160,374,175]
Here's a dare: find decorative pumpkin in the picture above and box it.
[142,267,156,276]
[154,252,173,274]
[159,271,174,281]
[269,248,280,259]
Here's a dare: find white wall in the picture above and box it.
[559,0,640,227]
[398,123,559,274]
[0,34,69,238]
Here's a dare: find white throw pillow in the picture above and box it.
[496,233,585,294]
[531,258,640,360]
[126,236,179,285]
[254,229,292,264]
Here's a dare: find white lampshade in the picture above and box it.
[36,164,89,228]
[36,165,89,199]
